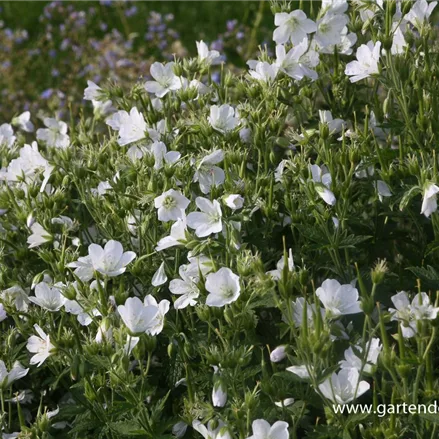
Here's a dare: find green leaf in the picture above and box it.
[338,234,372,249]
[418,412,439,424]
[399,186,422,211]
[109,420,146,436]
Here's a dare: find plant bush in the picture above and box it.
[1,1,439,438]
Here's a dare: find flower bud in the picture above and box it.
[31,272,44,290]
[371,259,388,285]
[270,345,287,363]
[212,381,227,407]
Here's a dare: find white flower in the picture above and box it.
[152,262,167,287]
[36,118,70,149]
[321,0,348,15]
[95,318,113,343]
[286,364,313,379]
[389,291,416,338]
[0,123,16,148]
[288,297,322,328]
[170,267,200,309]
[208,104,239,134]
[275,398,295,407]
[144,295,170,335]
[389,291,439,338]
[376,180,392,201]
[144,62,182,98]
[117,107,147,146]
[64,298,100,326]
[321,27,357,55]
[172,421,188,438]
[224,194,244,210]
[0,286,29,312]
[124,335,140,355]
[405,0,437,29]
[88,240,136,277]
[83,80,103,101]
[273,10,317,45]
[91,180,112,196]
[345,41,381,83]
[421,183,439,217]
[309,164,336,206]
[117,297,159,335]
[248,61,279,82]
[196,40,221,65]
[106,110,131,131]
[356,0,383,22]
[205,267,240,307]
[192,420,231,439]
[355,162,375,179]
[316,279,362,316]
[0,361,29,387]
[391,19,408,55]
[187,197,223,237]
[315,13,349,48]
[29,282,66,312]
[67,255,94,282]
[27,324,55,367]
[270,345,287,363]
[155,217,187,252]
[411,292,439,320]
[5,389,33,404]
[318,368,370,404]
[154,189,190,222]
[212,381,227,407]
[246,419,289,439]
[13,111,34,132]
[319,110,346,134]
[150,141,180,170]
[275,41,318,81]
[339,338,382,373]
[0,304,6,322]
[194,150,225,194]
[4,142,53,192]
[92,99,114,118]
[183,255,214,278]
[267,249,294,280]
[27,222,52,249]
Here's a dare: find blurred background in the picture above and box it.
[0,1,274,121]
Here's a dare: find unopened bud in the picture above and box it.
[270,345,287,363]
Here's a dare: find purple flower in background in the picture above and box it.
[211,40,224,51]
[60,39,70,50]
[212,72,221,84]
[15,30,28,44]
[227,19,237,31]
[49,49,57,58]
[41,89,54,99]
[125,6,137,17]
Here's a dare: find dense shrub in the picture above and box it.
[1,1,439,438]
